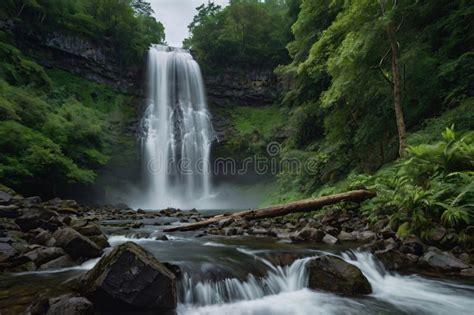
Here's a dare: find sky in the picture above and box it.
[149,0,230,47]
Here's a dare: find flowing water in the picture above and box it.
[2,225,473,315]
[138,45,213,209]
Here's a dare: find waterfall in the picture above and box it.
[140,45,213,209]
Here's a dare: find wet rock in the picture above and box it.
[79,242,176,313]
[338,231,357,242]
[420,247,469,271]
[307,255,372,296]
[88,234,110,249]
[0,204,20,218]
[400,235,424,256]
[322,233,339,245]
[428,226,447,243]
[0,255,35,272]
[53,227,102,260]
[130,221,144,229]
[72,223,102,237]
[460,268,474,277]
[291,227,324,242]
[375,248,417,270]
[38,254,75,270]
[47,294,93,315]
[24,246,65,266]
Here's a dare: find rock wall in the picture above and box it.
[7,22,144,94]
[204,70,278,107]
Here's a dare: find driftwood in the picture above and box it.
[164,189,376,232]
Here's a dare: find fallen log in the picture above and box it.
[164,189,376,232]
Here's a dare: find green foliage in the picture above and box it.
[358,128,473,239]
[0,0,165,65]
[184,0,293,72]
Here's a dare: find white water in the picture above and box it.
[179,251,474,315]
[138,45,213,209]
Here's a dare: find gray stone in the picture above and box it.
[421,247,469,271]
[79,242,176,312]
[307,255,372,296]
[322,233,340,245]
[53,228,102,260]
[47,294,93,315]
[38,255,75,270]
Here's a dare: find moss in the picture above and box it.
[229,105,287,138]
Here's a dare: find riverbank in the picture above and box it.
[1,189,474,314]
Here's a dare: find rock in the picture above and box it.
[400,234,424,256]
[0,242,18,262]
[291,227,325,242]
[38,254,75,270]
[0,204,20,218]
[322,233,339,245]
[79,242,176,313]
[0,190,12,205]
[53,228,102,260]
[338,231,357,242]
[250,227,268,235]
[460,268,474,277]
[15,207,60,232]
[0,255,35,272]
[24,246,65,266]
[420,247,469,271]
[323,226,339,236]
[72,223,102,236]
[428,226,447,243]
[375,248,416,270]
[32,229,54,246]
[88,234,110,249]
[358,231,376,241]
[130,221,144,229]
[307,255,372,296]
[47,294,94,315]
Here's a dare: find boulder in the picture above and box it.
[15,207,60,232]
[322,233,339,245]
[420,247,469,271]
[88,234,110,249]
[32,229,54,246]
[79,242,176,313]
[460,268,474,277]
[358,231,376,241]
[0,205,20,218]
[0,190,12,205]
[53,228,102,260]
[291,227,325,242]
[375,248,417,270]
[24,246,65,266]
[72,223,102,237]
[307,255,372,296]
[338,231,357,242]
[47,294,93,315]
[38,255,75,270]
[400,234,424,256]
[0,242,18,262]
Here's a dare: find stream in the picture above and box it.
[1,218,474,315]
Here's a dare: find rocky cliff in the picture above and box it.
[204,70,278,107]
[4,21,144,94]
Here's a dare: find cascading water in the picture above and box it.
[139,45,213,209]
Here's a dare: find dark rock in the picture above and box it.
[47,294,94,315]
[400,234,424,256]
[0,242,18,262]
[53,228,102,260]
[428,226,447,243]
[338,231,357,242]
[24,246,65,266]
[38,254,75,270]
[291,227,325,242]
[32,229,54,246]
[72,223,102,236]
[375,248,417,270]
[0,190,12,205]
[358,231,376,241]
[15,207,60,232]
[307,255,372,296]
[88,234,110,249]
[420,247,469,271]
[130,221,144,229]
[0,205,20,218]
[460,268,474,277]
[79,242,176,312]
[0,255,35,272]
[322,233,340,245]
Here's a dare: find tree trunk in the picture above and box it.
[386,22,407,157]
[164,189,376,232]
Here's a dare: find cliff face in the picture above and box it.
[204,70,278,108]
[9,24,144,94]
